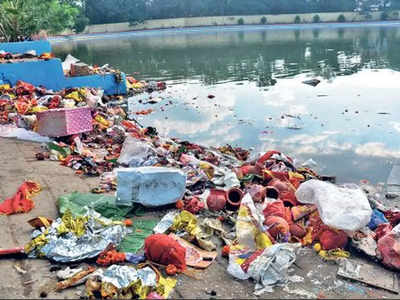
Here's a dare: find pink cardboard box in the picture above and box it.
[37,107,93,137]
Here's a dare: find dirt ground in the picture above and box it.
[0,137,399,299]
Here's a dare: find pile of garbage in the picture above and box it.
[1,76,400,298]
[62,54,123,78]
[0,50,54,62]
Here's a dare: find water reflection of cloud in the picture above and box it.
[262,87,296,107]
[198,131,242,147]
[287,105,308,116]
[284,134,330,145]
[390,122,400,133]
[355,142,400,159]
[150,83,237,136]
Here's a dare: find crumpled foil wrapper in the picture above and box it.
[100,265,157,289]
[29,210,127,262]
[153,210,179,234]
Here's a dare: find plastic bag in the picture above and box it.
[227,244,297,294]
[236,194,272,251]
[117,136,157,167]
[116,167,186,207]
[247,244,296,290]
[57,192,131,219]
[296,180,372,231]
[368,209,388,230]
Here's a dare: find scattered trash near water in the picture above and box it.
[1,41,399,299]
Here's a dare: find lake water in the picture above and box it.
[53,24,400,184]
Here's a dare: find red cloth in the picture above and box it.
[265,216,290,241]
[263,200,293,224]
[290,223,307,238]
[0,181,41,215]
[375,223,393,241]
[384,211,400,227]
[308,212,327,242]
[377,231,400,270]
[264,200,286,219]
[144,234,186,271]
[319,229,348,250]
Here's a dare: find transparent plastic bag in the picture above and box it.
[118,136,157,167]
[296,179,372,231]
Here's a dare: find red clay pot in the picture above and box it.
[226,188,243,210]
[265,186,279,199]
[207,189,227,211]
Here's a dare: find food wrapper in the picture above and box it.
[153,211,179,234]
[171,210,200,237]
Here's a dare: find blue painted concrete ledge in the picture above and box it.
[0,40,127,95]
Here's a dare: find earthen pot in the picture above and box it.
[226,188,243,210]
[207,189,227,211]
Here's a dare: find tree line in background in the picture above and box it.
[85,0,399,24]
[0,0,400,42]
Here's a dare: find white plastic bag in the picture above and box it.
[248,244,296,289]
[296,179,372,231]
[118,136,157,167]
[62,54,80,73]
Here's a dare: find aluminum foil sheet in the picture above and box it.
[153,210,179,234]
[101,265,156,289]
[29,210,127,262]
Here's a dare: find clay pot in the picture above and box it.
[268,178,290,193]
[207,189,227,211]
[268,178,298,206]
[265,186,279,199]
[226,188,243,210]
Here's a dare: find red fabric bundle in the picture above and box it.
[263,200,293,224]
[319,229,348,250]
[377,232,400,270]
[265,216,290,241]
[384,211,400,227]
[308,212,327,242]
[0,181,41,215]
[144,234,186,271]
[290,223,307,239]
[264,200,286,219]
[375,223,393,241]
